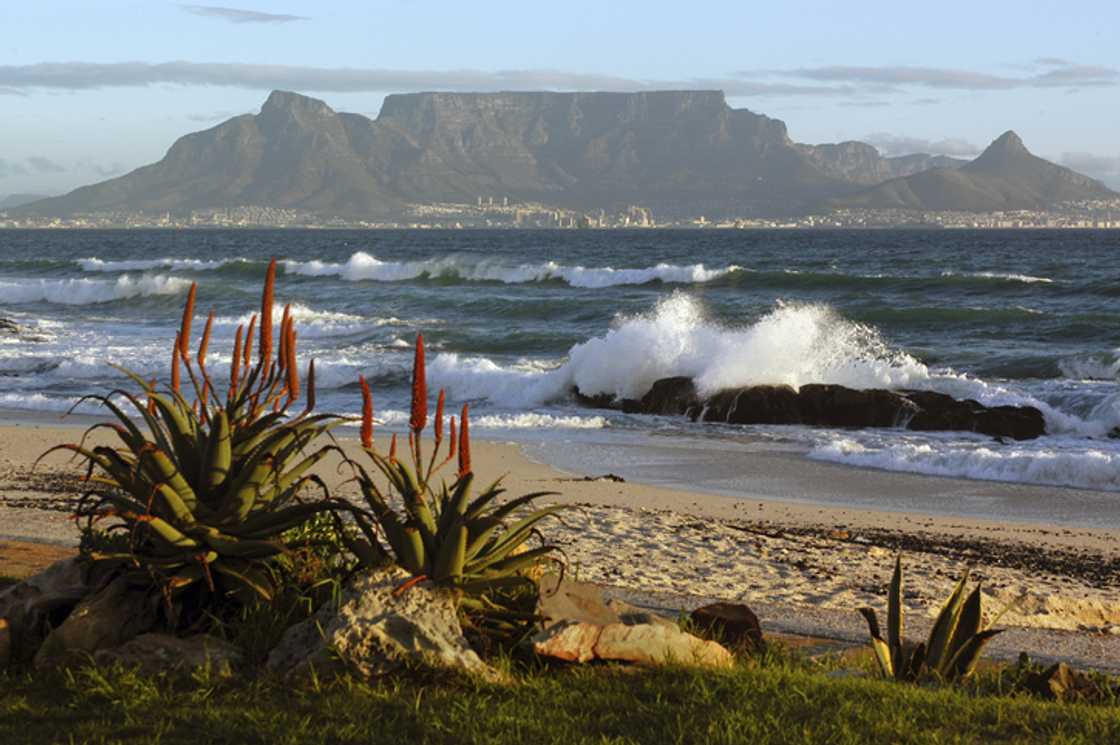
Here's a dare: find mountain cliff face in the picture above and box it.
[23,91,1096,219]
[830,131,1115,211]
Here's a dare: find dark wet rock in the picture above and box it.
[576,377,1046,440]
[690,602,764,652]
[34,576,158,669]
[638,376,701,417]
[572,388,617,410]
[0,318,19,335]
[1108,427,1120,440]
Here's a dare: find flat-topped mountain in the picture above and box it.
[17,92,1106,219]
[829,131,1115,212]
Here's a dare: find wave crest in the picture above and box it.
[0,274,191,305]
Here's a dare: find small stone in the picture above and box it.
[690,602,764,651]
[94,633,241,678]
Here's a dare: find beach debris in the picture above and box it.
[575,378,1047,440]
[858,556,1003,683]
[689,602,764,652]
[266,566,494,681]
[94,633,242,678]
[34,576,158,669]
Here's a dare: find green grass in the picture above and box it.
[3,656,1118,745]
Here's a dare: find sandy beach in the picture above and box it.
[3,415,1120,670]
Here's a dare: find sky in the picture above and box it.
[2,0,1118,195]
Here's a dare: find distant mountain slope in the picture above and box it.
[0,193,51,210]
[829,132,1116,211]
[20,91,1070,219]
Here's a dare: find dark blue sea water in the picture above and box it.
[1,228,1118,492]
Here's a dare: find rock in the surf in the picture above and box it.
[576,379,1046,440]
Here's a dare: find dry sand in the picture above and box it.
[3,417,1120,669]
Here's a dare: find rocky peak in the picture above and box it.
[968,130,1032,171]
[259,90,336,126]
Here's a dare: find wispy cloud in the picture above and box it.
[863,133,981,158]
[0,158,28,178]
[769,62,1117,91]
[26,156,65,173]
[0,61,856,98]
[1060,152,1120,187]
[180,5,309,24]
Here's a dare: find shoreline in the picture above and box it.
[3,416,1120,667]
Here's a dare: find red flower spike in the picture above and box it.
[389,433,398,463]
[243,314,256,369]
[230,325,244,391]
[359,375,373,448]
[434,389,445,444]
[197,310,214,367]
[286,327,299,401]
[259,258,276,368]
[448,417,457,460]
[179,282,197,359]
[458,404,471,477]
[304,359,316,413]
[409,333,427,433]
[171,333,182,394]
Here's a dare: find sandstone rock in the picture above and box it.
[34,577,157,669]
[538,573,621,628]
[266,567,492,681]
[689,602,764,651]
[594,622,733,668]
[94,633,241,678]
[606,597,676,628]
[532,620,732,668]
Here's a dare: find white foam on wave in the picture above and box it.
[283,251,741,288]
[344,408,606,430]
[1060,351,1120,381]
[941,270,1055,284]
[809,434,1120,492]
[77,257,243,272]
[0,274,191,305]
[211,302,370,336]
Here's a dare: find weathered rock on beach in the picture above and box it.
[578,377,1046,440]
[267,566,494,680]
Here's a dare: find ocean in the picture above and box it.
[1,228,1118,495]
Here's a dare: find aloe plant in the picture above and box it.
[858,556,1003,682]
[42,259,344,616]
[343,334,565,600]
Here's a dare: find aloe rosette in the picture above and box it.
[43,259,344,609]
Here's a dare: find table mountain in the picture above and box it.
[18,91,1092,219]
[829,131,1115,211]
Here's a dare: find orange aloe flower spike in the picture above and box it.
[259,258,276,368]
[243,314,257,370]
[458,403,471,477]
[389,433,398,463]
[448,416,457,460]
[303,359,316,414]
[197,310,214,367]
[359,375,373,449]
[230,324,244,392]
[171,333,182,394]
[179,282,197,359]
[286,327,300,402]
[434,389,445,445]
[409,333,427,433]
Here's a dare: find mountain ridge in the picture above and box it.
[16,91,1112,219]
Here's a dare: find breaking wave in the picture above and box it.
[0,274,192,305]
[282,251,741,288]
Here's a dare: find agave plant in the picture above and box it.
[858,556,1003,682]
[41,259,344,616]
[342,334,565,600]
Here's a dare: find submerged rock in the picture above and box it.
[576,379,1046,440]
[266,566,493,681]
